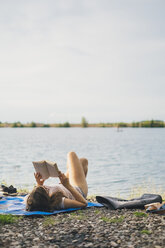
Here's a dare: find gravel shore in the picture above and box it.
[0,202,165,248]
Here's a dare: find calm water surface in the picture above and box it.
[0,128,165,197]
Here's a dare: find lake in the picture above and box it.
[0,128,165,197]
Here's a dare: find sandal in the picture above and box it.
[1,184,17,194]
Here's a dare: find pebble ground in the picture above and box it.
[0,205,165,248]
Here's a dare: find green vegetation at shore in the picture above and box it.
[0,215,21,225]
[0,119,164,128]
[58,122,70,128]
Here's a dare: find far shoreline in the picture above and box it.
[0,119,165,128]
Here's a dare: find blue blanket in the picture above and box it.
[0,196,103,216]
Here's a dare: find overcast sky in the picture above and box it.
[0,0,165,123]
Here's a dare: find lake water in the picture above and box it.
[0,128,165,197]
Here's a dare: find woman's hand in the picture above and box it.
[34,172,45,186]
[58,171,70,188]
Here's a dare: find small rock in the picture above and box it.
[84,243,94,247]
[33,237,40,242]
[110,241,118,247]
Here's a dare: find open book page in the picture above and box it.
[45,160,59,177]
[32,160,50,180]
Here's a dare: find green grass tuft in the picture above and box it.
[0,215,21,225]
[77,214,86,220]
[43,216,56,227]
[134,212,148,217]
[141,229,152,235]
[69,210,86,220]
[94,209,101,214]
[70,212,76,216]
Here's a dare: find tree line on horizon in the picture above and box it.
[0,118,164,128]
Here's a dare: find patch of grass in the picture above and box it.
[141,229,152,235]
[70,212,77,216]
[0,215,21,225]
[94,209,101,214]
[101,216,111,223]
[77,214,86,220]
[70,210,83,215]
[133,212,148,217]
[69,210,87,220]
[43,216,56,227]
[101,215,125,223]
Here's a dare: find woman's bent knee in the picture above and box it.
[67,151,77,160]
[80,158,88,167]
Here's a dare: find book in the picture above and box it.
[32,160,60,180]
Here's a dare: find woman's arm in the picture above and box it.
[63,198,87,209]
[58,172,87,205]
[65,184,87,204]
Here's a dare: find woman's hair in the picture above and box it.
[26,186,50,211]
[26,186,65,212]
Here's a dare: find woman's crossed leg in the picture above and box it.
[66,152,88,197]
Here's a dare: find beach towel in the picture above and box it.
[96,194,162,210]
[0,196,103,216]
